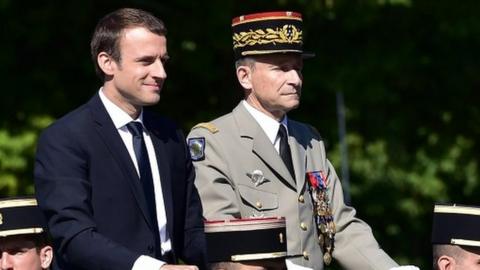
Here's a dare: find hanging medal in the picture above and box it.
[307,170,336,265]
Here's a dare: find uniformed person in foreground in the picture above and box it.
[432,203,480,270]
[205,217,287,270]
[0,196,53,270]
[187,11,417,270]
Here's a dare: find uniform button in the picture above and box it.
[303,251,309,259]
[300,222,307,230]
[256,201,262,209]
[298,195,304,203]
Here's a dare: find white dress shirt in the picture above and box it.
[99,89,171,270]
[242,100,289,153]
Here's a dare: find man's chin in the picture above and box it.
[286,101,300,111]
[140,96,161,107]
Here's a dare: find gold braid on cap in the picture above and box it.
[233,24,302,49]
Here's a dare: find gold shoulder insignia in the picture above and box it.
[192,122,219,134]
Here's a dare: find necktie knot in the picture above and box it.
[278,124,288,139]
[126,121,143,137]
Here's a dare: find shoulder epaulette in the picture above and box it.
[192,122,219,134]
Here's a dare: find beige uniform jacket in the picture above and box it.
[187,103,397,270]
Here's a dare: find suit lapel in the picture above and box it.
[233,103,296,190]
[144,113,174,237]
[88,94,154,230]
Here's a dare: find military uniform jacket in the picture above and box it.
[187,102,397,270]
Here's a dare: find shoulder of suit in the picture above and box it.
[307,124,319,134]
[191,122,219,134]
[303,124,322,141]
[306,124,322,140]
[290,119,321,136]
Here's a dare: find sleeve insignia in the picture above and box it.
[192,122,219,134]
[188,137,206,161]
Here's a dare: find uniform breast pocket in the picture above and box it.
[238,185,278,217]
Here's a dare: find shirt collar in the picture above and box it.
[99,88,144,129]
[242,100,289,144]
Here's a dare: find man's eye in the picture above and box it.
[141,60,154,65]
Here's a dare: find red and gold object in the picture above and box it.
[231,11,314,59]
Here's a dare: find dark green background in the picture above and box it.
[1,0,479,268]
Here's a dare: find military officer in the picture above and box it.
[187,11,416,270]
[432,203,480,270]
[0,196,53,270]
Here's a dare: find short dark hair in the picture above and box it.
[90,8,167,80]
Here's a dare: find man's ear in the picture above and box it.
[236,65,253,90]
[97,52,117,76]
[437,255,455,270]
[39,245,53,269]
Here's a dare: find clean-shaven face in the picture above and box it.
[246,53,303,120]
[110,27,169,111]
[0,236,52,270]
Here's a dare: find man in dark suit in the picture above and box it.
[34,8,206,270]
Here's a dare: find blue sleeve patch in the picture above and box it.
[188,137,205,161]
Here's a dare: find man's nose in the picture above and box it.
[287,69,302,86]
[151,59,167,80]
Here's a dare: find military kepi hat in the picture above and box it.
[0,196,47,237]
[205,217,287,262]
[232,11,314,59]
[432,204,480,247]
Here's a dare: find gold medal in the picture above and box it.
[323,251,332,265]
[307,170,336,266]
[318,234,324,246]
[319,223,327,233]
[329,221,336,233]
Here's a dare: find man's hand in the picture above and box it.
[160,264,199,270]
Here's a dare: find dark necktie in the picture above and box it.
[126,121,161,256]
[278,124,295,180]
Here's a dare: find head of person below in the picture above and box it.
[0,197,53,270]
[205,217,287,270]
[432,204,480,270]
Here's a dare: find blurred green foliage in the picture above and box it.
[1,0,478,268]
[0,116,53,195]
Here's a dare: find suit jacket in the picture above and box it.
[187,102,397,270]
[34,93,206,270]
